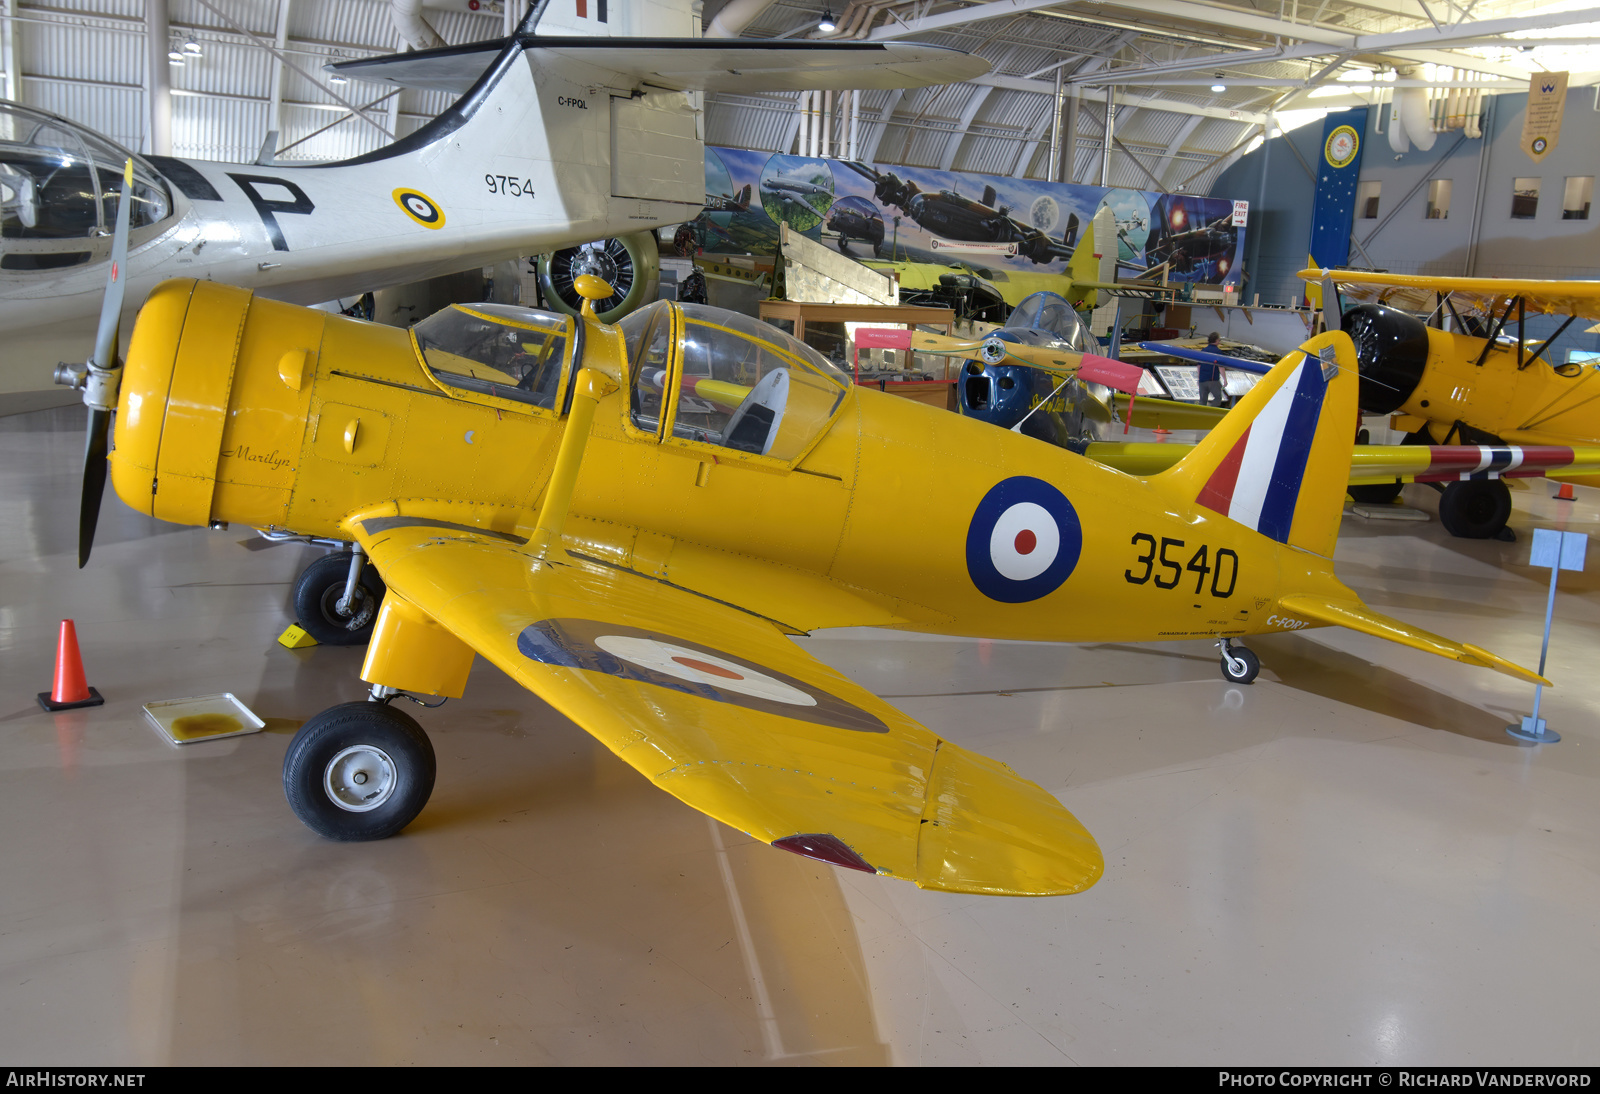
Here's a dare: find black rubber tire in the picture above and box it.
[1438,479,1512,539]
[1220,646,1261,685]
[283,702,436,841]
[1349,480,1404,505]
[293,551,386,646]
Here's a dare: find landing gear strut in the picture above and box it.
[1217,638,1260,684]
[292,547,386,645]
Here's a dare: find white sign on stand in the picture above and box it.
[1507,528,1586,744]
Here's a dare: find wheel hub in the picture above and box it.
[320,584,375,631]
[324,744,398,812]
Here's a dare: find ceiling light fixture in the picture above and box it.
[818,7,836,32]
[1211,83,1226,92]
[329,72,348,85]
[183,37,202,56]
[167,44,185,65]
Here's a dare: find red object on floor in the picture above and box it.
[37,619,103,711]
[1555,482,1576,501]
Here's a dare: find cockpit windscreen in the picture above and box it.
[0,103,170,246]
[1008,291,1091,352]
[414,303,574,410]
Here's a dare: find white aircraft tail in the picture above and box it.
[326,14,987,228]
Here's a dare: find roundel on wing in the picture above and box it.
[965,476,1083,603]
[393,188,446,229]
[515,619,887,733]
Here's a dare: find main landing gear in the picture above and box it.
[1437,479,1513,540]
[282,691,438,841]
[293,547,386,645]
[1217,638,1261,685]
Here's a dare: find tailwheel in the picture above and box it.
[282,701,436,841]
[1218,640,1260,685]
[293,550,386,645]
[1438,479,1512,540]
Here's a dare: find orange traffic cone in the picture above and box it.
[1554,482,1576,501]
[37,619,104,712]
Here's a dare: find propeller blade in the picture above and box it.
[1321,272,1341,335]
[79,407,111,569]
[88,159,135,375]
[77,159,136,567]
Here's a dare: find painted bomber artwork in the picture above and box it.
[678,145,1248,285]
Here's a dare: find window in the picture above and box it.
[1425,179,1451,220]
[1357,180,1381,219]
[413,303,573,410]
[672,305,848,461]
[1511,177,1541,219]
[622,300,849,462]
[1562,176,1592,220]
[0,104,170,241]
[622,300,674,434]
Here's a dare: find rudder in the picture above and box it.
[1151,331,1359,558]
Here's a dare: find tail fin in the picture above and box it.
[1152,330,1358,558]
[1067,213,1101,287]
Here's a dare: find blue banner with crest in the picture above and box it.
[1307,106,1370,269]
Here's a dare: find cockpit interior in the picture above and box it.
[0,102,171,272]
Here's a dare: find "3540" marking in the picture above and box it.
[1125,533,1239,598]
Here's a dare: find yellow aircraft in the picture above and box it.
[56,173,1547,895]
[862,207,1167,320]
[1300,267,1600,537]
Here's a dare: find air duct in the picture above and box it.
[392,0,446,52]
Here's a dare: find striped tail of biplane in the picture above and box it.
[1153,330,1358,559]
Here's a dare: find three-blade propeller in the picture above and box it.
[56,159,135,568]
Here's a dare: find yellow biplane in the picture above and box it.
[55,169,1547,897]
[1298,267,1600,537]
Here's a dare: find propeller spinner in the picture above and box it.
[53,158,136,568]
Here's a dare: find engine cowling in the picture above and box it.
[1340,303,1430,415]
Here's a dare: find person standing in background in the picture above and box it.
[1197,331,1225,406]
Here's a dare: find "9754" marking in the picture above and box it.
[486,175,536,199]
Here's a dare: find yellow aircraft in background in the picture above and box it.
[56,173,1547,895]
[1300,268,1600,537]
[862,207,1163,321]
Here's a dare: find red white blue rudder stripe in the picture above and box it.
[1195,346,1337,544]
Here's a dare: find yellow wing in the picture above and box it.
[1108,392,1230,431]
[350,516,1102,897]
[1297,268,1600,322]
[1085,441,1600,485]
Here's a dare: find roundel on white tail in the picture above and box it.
[966,477,1083,602]
[393,188,445,229]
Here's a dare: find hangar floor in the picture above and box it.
[3,403,1597,1066]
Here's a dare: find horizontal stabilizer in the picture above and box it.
[1276,593,1549,686]
[331,36,989,95]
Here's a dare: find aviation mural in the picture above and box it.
[681,146,1246,285]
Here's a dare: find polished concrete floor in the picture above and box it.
[3,404,1598,1066]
